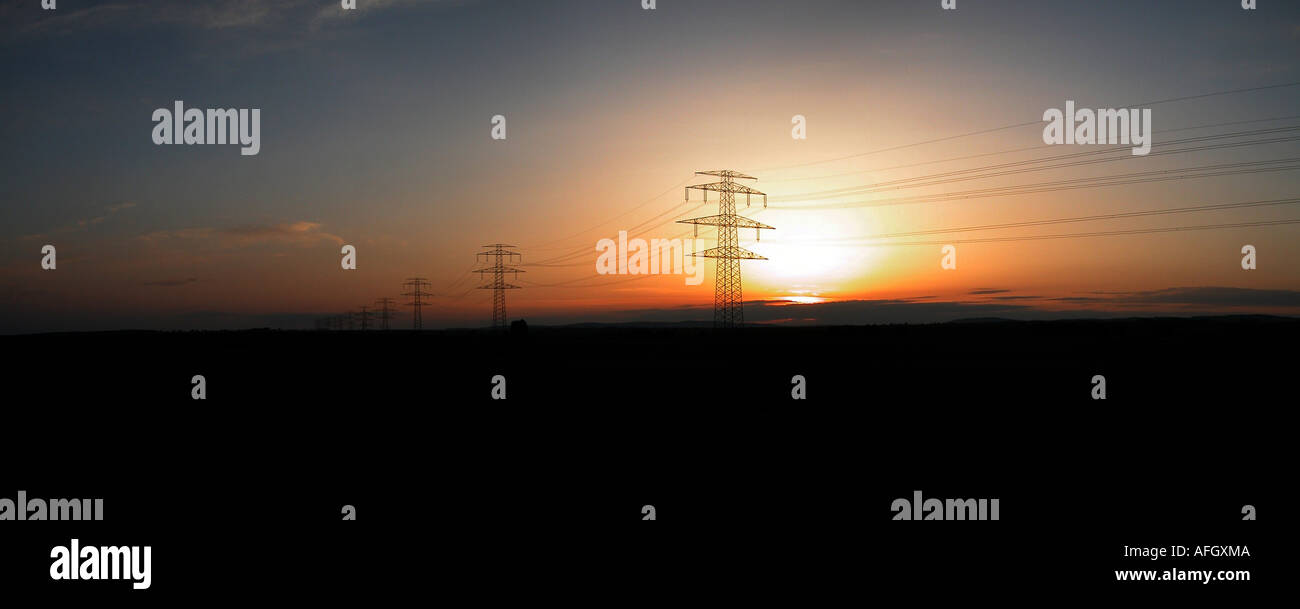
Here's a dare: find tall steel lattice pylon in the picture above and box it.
[677,170,774,328]
[402,277,433,330]
[355,306,375,331]
[375,297,398,330]
[475,244,523,329]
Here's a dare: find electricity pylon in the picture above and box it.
[677,170,773,328]
[475,244,523,329]
[375,297,399,330]
[402,277,433,330]
[355,306,375,331]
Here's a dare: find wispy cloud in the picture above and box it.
[142,277,198,287]
[139,221,344,248]
[1105,286,1300,308]
[8,0,461,38]
[105,201,137,213]
[19,200,137,240]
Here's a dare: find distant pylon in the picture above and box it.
[355,306,375,331]
[375,297,398,330]
[402,278,433,330]
[677,170,774,328]
[475,244,523,329]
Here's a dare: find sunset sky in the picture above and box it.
[3,0,1299,332]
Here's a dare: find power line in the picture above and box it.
[521,227,706,271]
[521,186,777,269]
[773,127,1300,202]
[519,274,660,289]
[764,114,1300,183]
[525,201,713,266]
[440,265,479,293]
[523,202,773,272]
[519,174,696,251]
[757,80,1300,172]
[525,200,774,269]
[782,158,1300,210]
[860,218,1300,247]
[812,197,1300,241]
[441,286,480,300]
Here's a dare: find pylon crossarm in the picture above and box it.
[685,181,765,195]
[689,245,767,260]
[676,215,774,230]
[696,170,756,180]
